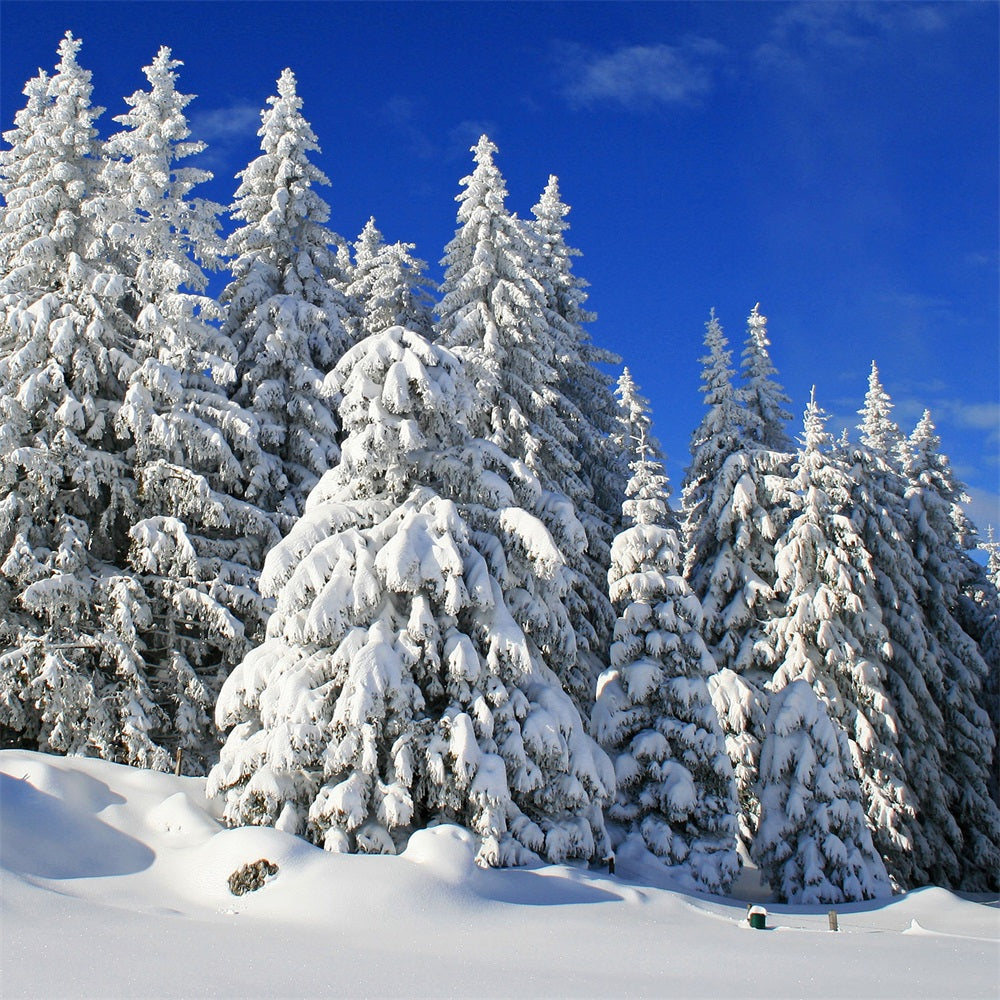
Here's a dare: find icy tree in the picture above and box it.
[681,309,789,851]
[740,303,792,452]
[223,69,351,528]
[902,411,1000,890]
[845,363,946,887]
[763,391,913,886]
[108,49,277,770]
[593,370,738,891]
[753,679,891,904]
[529,175,623,598]
[0,34,165,765]
[976,527,1000,807]
[344,217,434,340]
[436,137,602,709]
[209,326,613,865]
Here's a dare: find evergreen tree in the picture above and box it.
[753,679,891,903]
[110,49,277,770]
[740,303,792,452]
[847,362,945,887]
[902,411,1000,889]
[763,391,913,886]
[223,68,350,529]
[0,34,163,764]
[529,175,623,587]
[345,217,434,340]
[209,326,613,864]
[976,526,1000,807]
[594,370,738,891]
[682,308,790,852]
[436,137,600,709]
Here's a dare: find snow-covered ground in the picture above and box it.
[2,749,997,999]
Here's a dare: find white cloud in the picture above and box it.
[756,1,950,71]
[187,102,262,172]
[190,102,261,143]
[962,484,1000,539]
[558,38,726,111]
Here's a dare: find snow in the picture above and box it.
[2,749,997,999]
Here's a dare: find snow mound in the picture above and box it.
[1,750,997,1000]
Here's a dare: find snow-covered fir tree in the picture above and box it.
[109,48,277,770]
[0,34,165,765]
[528,176,622,646]
[845,362,945,887]
[976,526,1000,807]
[223,68,351,529]
[209,325,613,865]
[682,308,790,853]
[762,391,913,890]
[344,217,434,341]
[902,411,1000,890]
[740,303,792,452]
[436,136,604,709]
[753,679,891,904]
[593,370,738,891]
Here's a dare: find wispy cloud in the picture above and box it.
[188,101,262,172]
[756,1,950,71]
[959,484,1000,539]
[381,96,437,160]
[556,38,726,111]
[379,97,498,162]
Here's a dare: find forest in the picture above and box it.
[1,33,997,905]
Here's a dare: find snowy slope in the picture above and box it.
[1,749,997,999]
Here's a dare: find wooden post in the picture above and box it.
[174,746,183,777]
[828,910,839,932]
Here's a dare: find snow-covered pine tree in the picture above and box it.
[593,370,738,891]
[209,325,613,865]
[109,48,277,770]
[528,176,622,649]
[0,33,165,764]
[740,303,792,453]
[846,362,944,887]
[976,527,1000,807]
[682,308,789,853]
[436,136,600,709]
[223,68,351,529]
[762,390,913,891]
[344,217,434,341]
[902,411,1000,890]
[753,679,891,904]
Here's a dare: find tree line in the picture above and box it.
[1,34,997,902]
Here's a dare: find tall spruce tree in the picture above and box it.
[436,137,599,709]
[223,69,350,530]
[763,391,914,888]
[683,307,790,853]
[529,175,622,647]
[902,411,1000,889]
[0,34,163,764]
[209,326,613,864]
[110,49,277,770]
[593,370,738,891]
[847,362,944,887]
[740,304,792,452]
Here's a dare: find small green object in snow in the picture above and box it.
[748,905,767,930]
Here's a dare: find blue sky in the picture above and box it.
[2,1,998,536]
